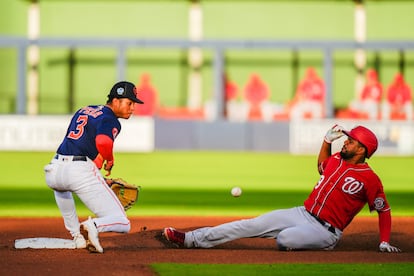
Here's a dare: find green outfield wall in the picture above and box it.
[1,1,414,114]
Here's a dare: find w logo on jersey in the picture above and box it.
[342,177,364,194]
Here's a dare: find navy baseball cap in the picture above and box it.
[108,81,144,104]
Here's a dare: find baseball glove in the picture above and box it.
[105,178,140,211]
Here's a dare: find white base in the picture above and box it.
[14,237,76,249]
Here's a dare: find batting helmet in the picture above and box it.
[343,126,378,158]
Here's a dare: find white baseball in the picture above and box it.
[231,186,242,197]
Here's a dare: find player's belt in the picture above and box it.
[307,211,336,234]
[54,154,87,162]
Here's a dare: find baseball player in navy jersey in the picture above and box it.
[44,81,144,253]
[161,124,401,253]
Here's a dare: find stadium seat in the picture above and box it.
[338,69,383,120]
[287,67,325,120]
[382,73,413,120]
[243,74,271,120]
[133,73,158,116]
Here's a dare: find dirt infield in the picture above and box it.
[1,216,413,275]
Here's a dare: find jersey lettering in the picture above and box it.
[342,177,364,194]
[79,106,104,118]
[68,115,88,140]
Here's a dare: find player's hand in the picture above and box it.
[104,160,114,176]
[379,241,401,253]
[324,124,345,144]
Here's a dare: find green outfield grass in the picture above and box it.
[152,263,414,276]
[1,151,413,217]
[2,151,413,275]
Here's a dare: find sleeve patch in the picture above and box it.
[374,197,386,210]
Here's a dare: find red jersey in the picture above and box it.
[304,153,390,231]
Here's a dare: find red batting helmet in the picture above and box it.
[343,126,378,158]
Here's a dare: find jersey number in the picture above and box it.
[68,115,88,140]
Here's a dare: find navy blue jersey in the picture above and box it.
[57,105,121,160]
